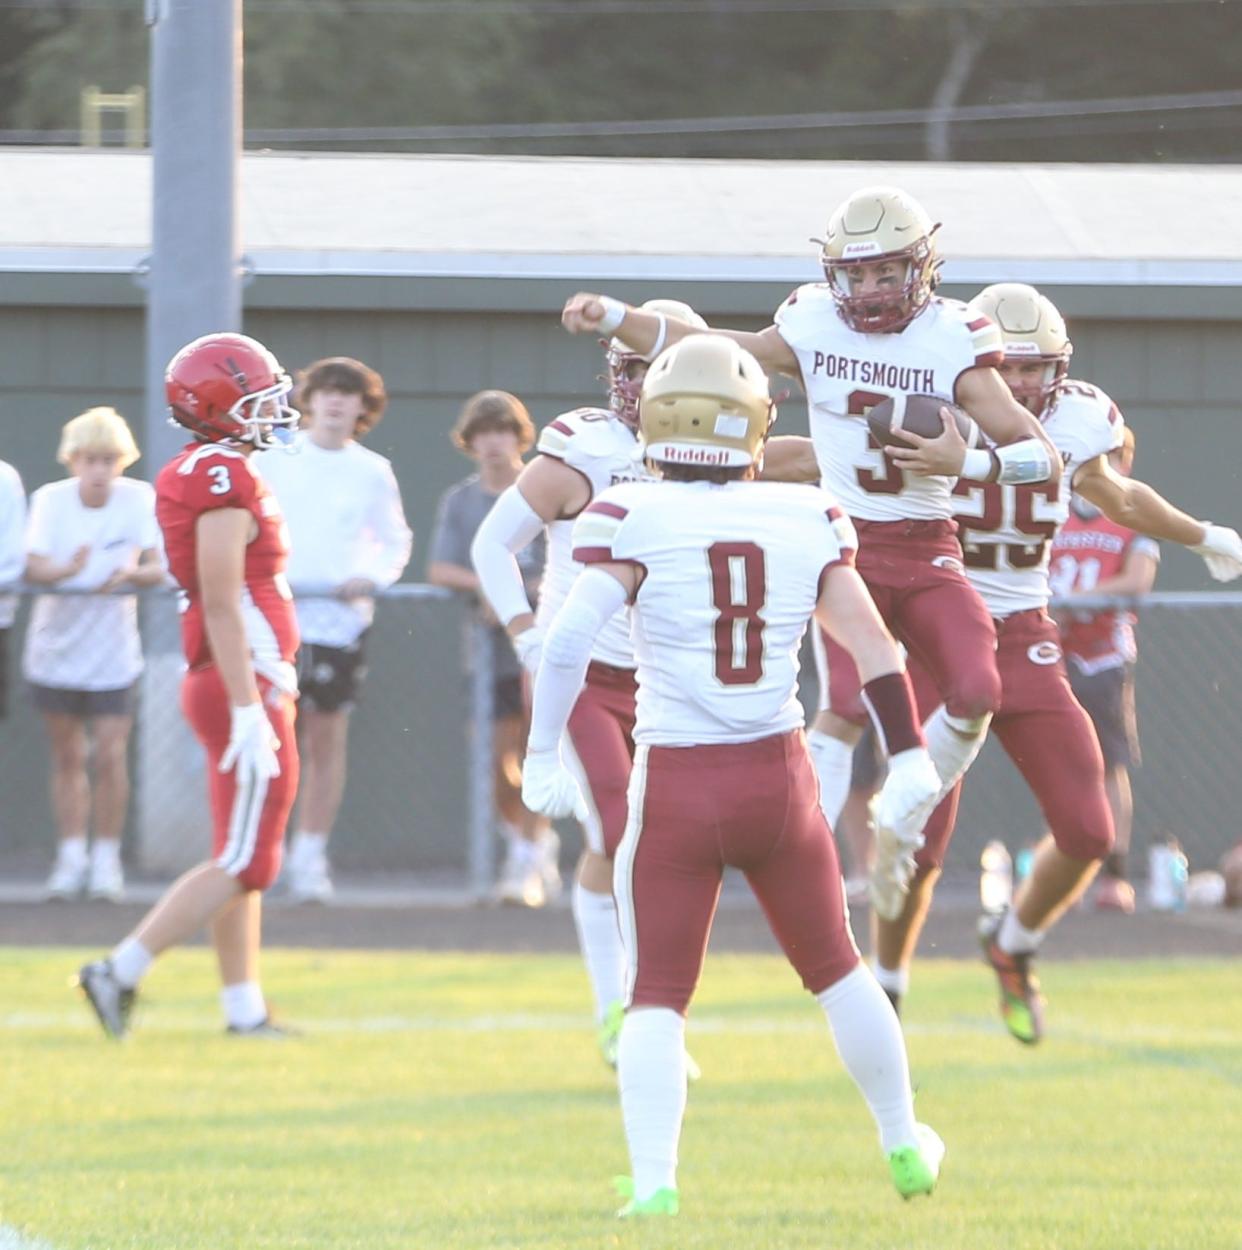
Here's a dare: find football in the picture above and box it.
[866,393,981,451]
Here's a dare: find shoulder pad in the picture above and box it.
[537,408,634,469]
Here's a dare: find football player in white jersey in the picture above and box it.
[874,283,1242,1044]
[471,299,706,1067]
[561,187,1061,942]
[521,335,946,1215]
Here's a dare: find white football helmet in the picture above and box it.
[970,283,1072,415]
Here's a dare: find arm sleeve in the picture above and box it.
[470,485,546,625]
[527,567,629,753]
[362,461,413,587]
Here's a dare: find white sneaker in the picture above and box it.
[287,851,334,903]
[46,854,88,900]
[87,856,125,902]
[494,841,546,908]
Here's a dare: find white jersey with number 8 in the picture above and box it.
[572,479,857,746]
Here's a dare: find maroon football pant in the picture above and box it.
[565,661,637,858]
[616,730,861,1015]
[818,519,1001,727]
[912,609,1114,869]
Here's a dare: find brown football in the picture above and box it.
[866,393,981,451]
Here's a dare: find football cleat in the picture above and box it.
[76,960,136,1039]
[614,1175,679,1219]
[888,1123,945,1199]
[226,1015,301,1038]
[979,912,1045,1045]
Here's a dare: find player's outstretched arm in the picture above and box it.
[561,292,798,376]
[522,564,636,819]
[1073,455,1242,581]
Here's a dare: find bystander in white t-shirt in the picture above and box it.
[22,476,159,691]
[255,435,412,648]
[0,460,25,630]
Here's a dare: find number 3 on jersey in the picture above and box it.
[850,389,906,495]
[207,464,232,496]
[707,541,766,686]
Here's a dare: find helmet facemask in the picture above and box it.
[820,237,939,333]
[230,379,300,449]
[604,344,648,430]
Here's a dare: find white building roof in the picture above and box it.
[1,147,1240,288]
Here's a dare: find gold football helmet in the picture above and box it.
[814,186,941,332]
[970,283,1072,414]
[639,334,775,468]
[607,299,708,428]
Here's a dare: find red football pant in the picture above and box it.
[616,730,860,1015]
[565,661,638,858]
[181,666,300,891]
[912,609,1114,869]
[818,519,1001,727]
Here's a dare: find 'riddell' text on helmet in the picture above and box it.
[815,186,941,333]
[969,283,1072,415]
[606,299,708,428]
[165,333,298,449]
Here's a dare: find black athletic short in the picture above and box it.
[1068,660,1141,770]
[28,681,135,717]
[296,632,371,714]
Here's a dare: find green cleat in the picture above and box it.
[614,1176,679,1218]
[979,912,1045,1045]
[887,1123,945,1200]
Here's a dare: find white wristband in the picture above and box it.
[596,296,627,336]
[643,313,669,362]
[959,447,994,482]
[994,438,1053,485]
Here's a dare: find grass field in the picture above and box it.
[2,948,1239,1250]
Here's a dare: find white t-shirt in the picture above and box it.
[22,475,159,690]
[0,460,25,629]
[254,435,413,648]
[572,479,857,746]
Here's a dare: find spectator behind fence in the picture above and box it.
[1049,426,1158,914]
[427,390,557,907]
[254,356,412,902]
[0,456,25,720]
[22,407,164,901]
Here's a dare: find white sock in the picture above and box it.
[572,880,626,1023]
[110,937,153,989]
[872,961,909,998]
[817,965,919,1155]
[922,706,992,799]
[291,832,327,864]
[808,729,855,830]
[91,839,121,868]
[220,980,267,1030]
[57,836,88,866]
[618,1007,686,1199]
[998,909,1045,956]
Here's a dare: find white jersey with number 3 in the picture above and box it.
[572,479,857,746]
[774,286,1004,522]
[533,407,654,669]
[952,380,1125,618]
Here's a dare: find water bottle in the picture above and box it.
[1148,837,1189,911]
[979,840,1013,915]
[1168,844,1189,913]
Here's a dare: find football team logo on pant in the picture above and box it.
[1027,640,1062,666]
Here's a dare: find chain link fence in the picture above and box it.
[1,588,1239,889]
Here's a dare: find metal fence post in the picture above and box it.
[468,615,496,900]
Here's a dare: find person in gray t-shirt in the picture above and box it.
[428,390,557,907]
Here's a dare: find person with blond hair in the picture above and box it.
[23,406,165,900]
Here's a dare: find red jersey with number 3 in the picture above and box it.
[156,442,299,692]
[773,286,1003,522]
[572,479,856,746]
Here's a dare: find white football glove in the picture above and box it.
[1191,523,1242,583]
[869,748,942,921]
[219,702,281,783]
[521,747,588,820]
[512,625,545,676]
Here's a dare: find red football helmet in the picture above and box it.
[165,333,297,448]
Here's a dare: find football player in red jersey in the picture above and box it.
[77,332,302,1039]
[561,188,1060,938]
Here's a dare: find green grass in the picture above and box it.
[2,949,1240,1250]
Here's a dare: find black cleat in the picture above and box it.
[76,960,136,1039]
